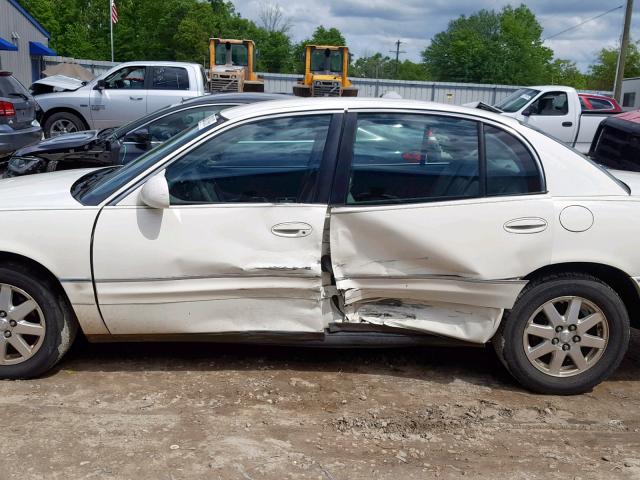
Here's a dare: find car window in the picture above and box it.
[0,75,30,97]
[529,92,568,116]
[151,66,189,90]
[346,114,480,205]
[485,125,543,195]
[130,105,231,143]
[104,66,146,89]
[165,115,331,204]
[579,97,587,109]
[494,88,540,112]
[588,98,614,110]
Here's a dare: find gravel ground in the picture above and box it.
[1,330,640,480]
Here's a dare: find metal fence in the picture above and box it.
[260,73,524,104]
[40,56,611,105]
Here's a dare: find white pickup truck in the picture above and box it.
[32,61,208,137]
[471,85,614,153]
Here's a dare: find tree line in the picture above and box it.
[21,0,640,90]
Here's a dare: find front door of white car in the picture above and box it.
[91,114,340,334]
[520,91,576,144]
[328,112,554,342]
[90,65,148,129]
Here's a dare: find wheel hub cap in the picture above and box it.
[0,283,46,366]
[523,296,609,377]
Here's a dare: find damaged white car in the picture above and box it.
[0,98,636,394]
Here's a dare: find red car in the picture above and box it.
[579,93,622,113]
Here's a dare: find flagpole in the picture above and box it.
[110,0,114,62]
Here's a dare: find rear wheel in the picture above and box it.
[43,112,85,138]
[0,264,77,379]
[494,274,629,394]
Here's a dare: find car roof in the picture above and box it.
[115,61,202,67]
[221,97,522,128]
[181,92,288,106]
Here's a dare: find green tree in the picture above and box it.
[545,59,587,89]
[587,41,640,91]
[421,5,552,84]
[351,53,428,81]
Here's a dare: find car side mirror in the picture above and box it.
[127,128,152,149]
[522,105,536,117]
[94,79,107,91]
[140,170,170,209]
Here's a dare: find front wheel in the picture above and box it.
[43,112,85,138]
[0,264,78,379]
[494,274,630,395]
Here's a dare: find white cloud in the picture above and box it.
[233,1,638,71]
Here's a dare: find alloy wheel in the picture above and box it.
[523,296,609,377]
[49,119,78,137]
[0,284,46,366]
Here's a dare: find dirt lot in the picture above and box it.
[1,330,640,480]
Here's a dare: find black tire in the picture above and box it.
[493,273,630,395]
[43,111,86,138]
[0,263,78,379]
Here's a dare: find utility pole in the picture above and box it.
[613,0,634,102]
[389,40,406,78]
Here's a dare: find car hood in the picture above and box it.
[30,75,86,92]
[13,130,102,157]
[0,168,97,209]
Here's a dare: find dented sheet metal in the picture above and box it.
[351,300,503,343]
[329,198,554,342]
[92,204,329,334]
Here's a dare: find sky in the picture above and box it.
[231,0,639,72]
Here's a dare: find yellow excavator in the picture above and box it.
[293,45,357,97]
[208,38,264,93]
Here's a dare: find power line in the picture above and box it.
[389,40,406,78]
[543,5,624,41]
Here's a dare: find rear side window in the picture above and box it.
[165,115,331,204]
[0,75,29,97]
[346,114,480,204]
[484,126,543,195]
[588,98,614,110]
[151,67,189,90]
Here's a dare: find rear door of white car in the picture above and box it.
[91,112,342,335]
[328,111,554,343]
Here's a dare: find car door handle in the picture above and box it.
[129,96,144,101]
[504,217,548,234]
[562,121,573,127]
[271,222,313,238]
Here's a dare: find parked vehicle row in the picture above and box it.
[31,61,208,138]
[0,71,42,159]
[0,96,637,396]
[5,93,284,177]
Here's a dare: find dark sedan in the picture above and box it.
[5,93,285,177]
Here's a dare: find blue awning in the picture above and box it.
[29,41,56,56]
[0,37,18,51]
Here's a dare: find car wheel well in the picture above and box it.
[41,108,90,130]
[0,251,72,306]
[524,262,640,329]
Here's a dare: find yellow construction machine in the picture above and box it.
[293,45,358,97]
[208,38,264,93]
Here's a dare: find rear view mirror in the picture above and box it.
[126,129,152,149]
[522,104,538,117]
[140,170,170,209]
[95,79,107,91]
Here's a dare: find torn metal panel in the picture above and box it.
[348,300,503,343]
[337,277,527,310]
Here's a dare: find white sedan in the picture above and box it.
[0,98,636,394]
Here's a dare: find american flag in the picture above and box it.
[111,0,119,24]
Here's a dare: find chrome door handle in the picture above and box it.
[271,222,313,238]
[129,96,144,101]
[504,217,547,234]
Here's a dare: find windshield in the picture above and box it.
[73,114,226,205]
[215,43,248,66]
[310,49,343,73]
[494,88,540,113]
